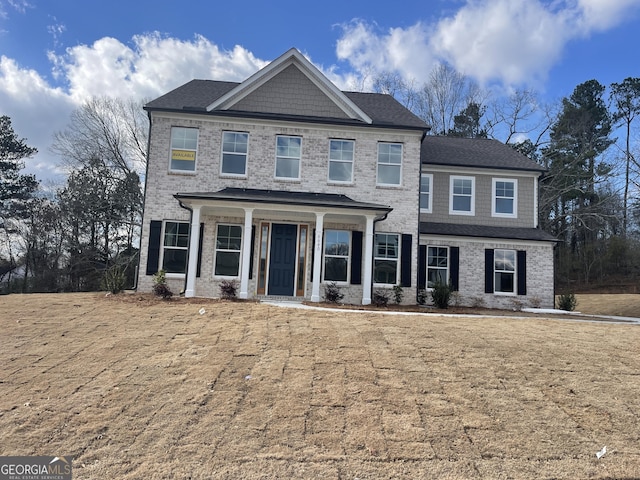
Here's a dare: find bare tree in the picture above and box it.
[51,96,148,177]
[372,71,420,112]
[415,63,484,135]
[610,77,640,235]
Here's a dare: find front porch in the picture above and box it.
[176,188,392,305]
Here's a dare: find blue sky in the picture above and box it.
[2,0,640,183]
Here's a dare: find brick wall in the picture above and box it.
[138,113,422,303]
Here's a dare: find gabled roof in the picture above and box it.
[420,221,558,242]
[144,49,428,131]
[207,48,372,124]
[421,135,545,173]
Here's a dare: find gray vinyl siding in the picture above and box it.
[233,64,350,119]
[422,169,537,228]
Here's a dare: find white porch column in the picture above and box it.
[185,205,201,298]
[239,208,254,299]
[310,212,325,302]
[362,215,375,305]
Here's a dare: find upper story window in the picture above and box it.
[221,132,248,176]
[170,127,198,172]
[494,249,516,294]
[275,135,301,179]
[420,174,433,213]
[328,139,354,183]
[373,233,399,285]
[162,221,190,274]
[377,143,402,186]
[493,178,517,217]
[214,224,243,277]
[323,230,351,283]
[450,176,475,215]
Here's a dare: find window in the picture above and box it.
[494,249,516,294]
[373,233,399,284]
[377,143,402,186]
[275,136,301,179]
[214,224,242,277]
[427,246,449,288]
[450,176,475,215]
[221,132,248,176]
[420,174,433,213]
[328,139,354,183]
[162,221,190,274]
[493,178,517,217]
[170,127,198,172]
[323,230,350,282]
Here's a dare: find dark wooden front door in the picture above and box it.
[268,224,297,296]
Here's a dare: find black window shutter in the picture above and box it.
[196,223,204,278]
[450,247,460,291]
[146,220,162,275]
[517,250,527,295]
[249,225,256,280]
[400,234,412,287]
[350,231,363,285]
[418,245,427,289]
[484,249,494,293]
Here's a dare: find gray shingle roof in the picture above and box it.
[421,135,545,172]
[175,187,393,212]
[420,221,558,242]
[145,80,428,130]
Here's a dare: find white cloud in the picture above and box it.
[336,20,437,89]
[48,33,267,103]
[336,0,640,88]
[0,56,73,183]
[577,0,640,31]
[0,34,268,183]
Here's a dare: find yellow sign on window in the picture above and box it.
[172,149,196,161]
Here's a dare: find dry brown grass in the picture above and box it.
[1,292,639,479]
[573,294,640,318]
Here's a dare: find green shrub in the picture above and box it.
[101,265,126,294]
[372,289,390,307]
[392,284,404,304]
[323,282,344,304]
[219,279,239,300]
[417,288,428,305]
[431,281,452,309]
[557,293,577,311]
[152,270,173,300]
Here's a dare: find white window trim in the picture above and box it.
[420,173,433,213]
[274,135,302,181]
[494,248,516,296]
[169,127,198,174]
[426,245,449,290]
[492,178,518,218]
[373,232,400,286]
[213,223,243,279]
[376,142,403,187]
[161,220,190,278]
[322,229,351,284]
[220,131,249,178]
[327,139,355,184]
[449,175,475,216]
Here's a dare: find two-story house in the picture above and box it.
[138,48,427,305]
[418,136,557,309]
[138,47,557,308]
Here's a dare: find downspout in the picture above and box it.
[177,199,193,296]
